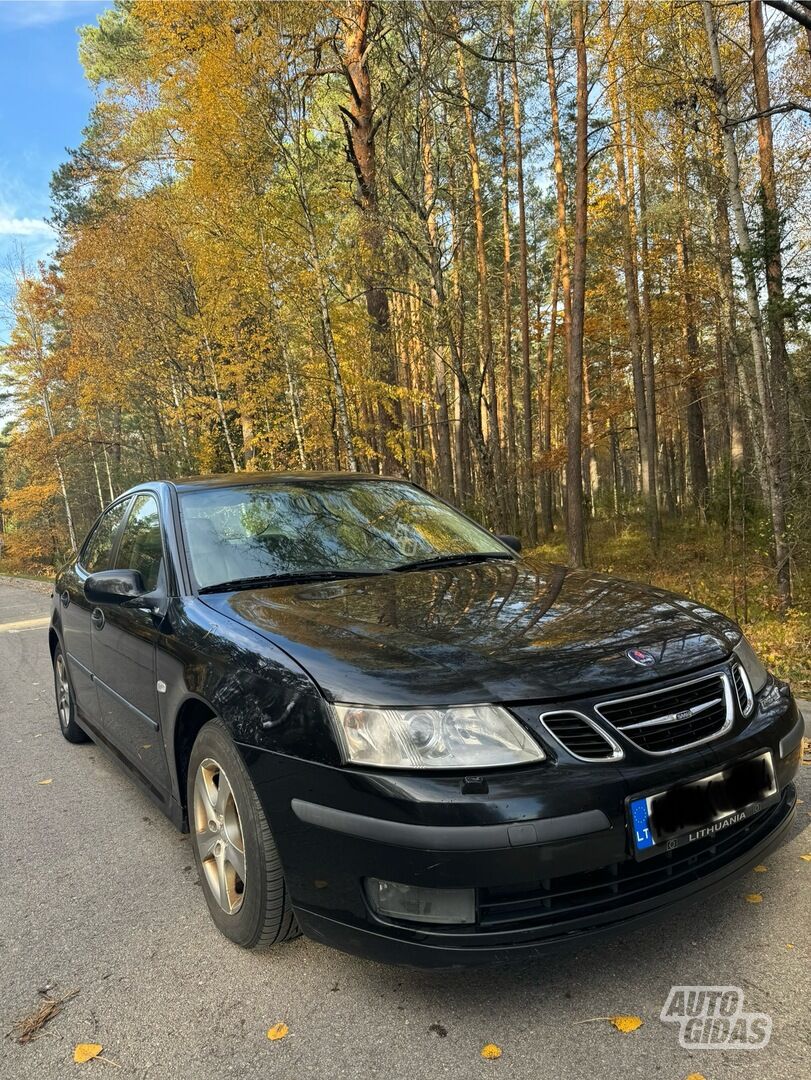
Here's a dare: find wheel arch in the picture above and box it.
[173,695,218,827]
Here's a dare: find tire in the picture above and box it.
[53,644,89,744]
[187,718,300,949]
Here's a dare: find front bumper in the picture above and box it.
[241,677,803,967]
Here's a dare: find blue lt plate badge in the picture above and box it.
[630,797,654,851]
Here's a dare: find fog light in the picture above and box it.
[365,878,476,925]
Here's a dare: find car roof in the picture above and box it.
[124,471,407,495]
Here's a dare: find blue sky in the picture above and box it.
[0,0,109,340]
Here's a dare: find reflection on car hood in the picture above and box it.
[200,560,739,706]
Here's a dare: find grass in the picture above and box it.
[527,518,811,697]
[0,565,53,584]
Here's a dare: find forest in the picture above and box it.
[1,1,810,688]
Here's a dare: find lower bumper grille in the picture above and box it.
[477,789,793,931]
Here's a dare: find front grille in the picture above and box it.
[596,672,731,754]
[541,711,621,761]
[732,663,754,716]
[477,792,791,931]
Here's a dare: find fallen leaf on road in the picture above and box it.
[684,1074,707,1080]
[73,1043,103,1063]
[610,1015,643,1032]
[480,1043,502,1059]
[786,943,794,949]
[37,779,53,785]
[266,1023,288,1041]
[753,865,767,872]
[576,1015,643,1033]
[745,893,763,903]
[800,854,811,862]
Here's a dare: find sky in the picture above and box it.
[0,0,109,341]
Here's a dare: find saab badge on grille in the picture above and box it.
[627,648,656,668]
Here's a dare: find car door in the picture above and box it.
[60,497,132,719]
[89,492,171,794]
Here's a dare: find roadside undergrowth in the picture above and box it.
[529,519,810,696]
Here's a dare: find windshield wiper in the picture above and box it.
[198,570,388,594]
[391,552,515,573]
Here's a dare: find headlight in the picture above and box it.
[331,703,544,769]
[733,636,769,695]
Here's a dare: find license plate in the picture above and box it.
[628,751,778,861]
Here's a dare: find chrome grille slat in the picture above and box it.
[620,696,723,731]
[732,663,754,716]
[596,672,733,755]
[540,710,623,762]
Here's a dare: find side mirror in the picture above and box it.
[496,534,522,554]
[84,569,145,606]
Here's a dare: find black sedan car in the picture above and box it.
[50,473,802,966]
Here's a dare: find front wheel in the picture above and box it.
[53,645,89,744]
[187,719,299,949]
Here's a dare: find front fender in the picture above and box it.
[157,598,341,788]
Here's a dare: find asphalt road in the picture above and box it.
[0,581,808,1080]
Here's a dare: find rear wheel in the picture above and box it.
[187,719,299,948]
[53,645,89,744]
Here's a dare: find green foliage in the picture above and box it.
[78,0,147,85]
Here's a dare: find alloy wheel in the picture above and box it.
[55,653,71,729]
[193,757,246,915]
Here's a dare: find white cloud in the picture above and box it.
[0,214,54,237]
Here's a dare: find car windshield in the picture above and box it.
[179,480,512,590]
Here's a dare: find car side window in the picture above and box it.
[115,494,164,593]
[82,499,131,574]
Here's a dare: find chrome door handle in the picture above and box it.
[91,607,105,631]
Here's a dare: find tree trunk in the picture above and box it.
[712,179,763,491]
[95,407,116,500]
[284,355,308,469]
[305,210,357,471]
[419,100,497,521]
[507,2,536,544]
[204,347,239,473]
[496,61,519,526]
[542,0,573,373]
[539,251,560,537]
[632,107,660,536]
[605,20,657,541]
[702,0,791,609]
[40,387,77,551]
[542,0,575,545]
[337,0,401,472]
[453,20,503,524]
[675,228,709,513]
[418,58,455,499]
[749,0,792,489]
[567,0,588,568]
[583,356,599,511]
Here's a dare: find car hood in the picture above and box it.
[200,560,739,706]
